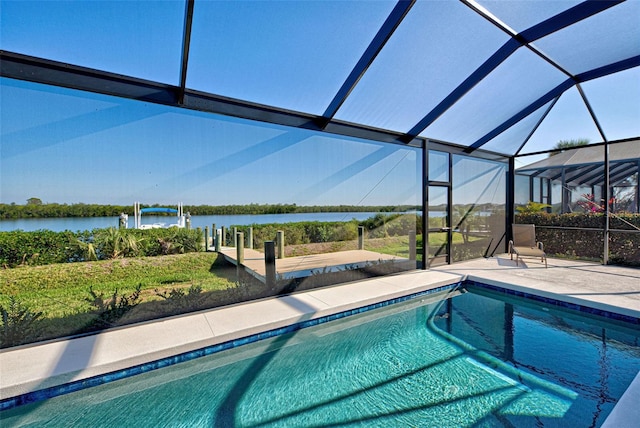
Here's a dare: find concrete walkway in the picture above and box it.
[1,255,639,419]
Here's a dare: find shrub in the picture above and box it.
[85,284,142,328]
[516,201,551,214]
[0,230,78,267]
[155,284,206,314]
[94,228,144,259]
[0,228,203,267]
[0,297,43,348]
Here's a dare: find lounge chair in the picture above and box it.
[509,224,547,268]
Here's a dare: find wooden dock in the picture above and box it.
[216,246,411,281]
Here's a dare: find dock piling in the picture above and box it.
[236,232,245,280]
[358,226,365,250]
[236,232,244,265]
[276,230,284,259]
[264,241,276,289]
[409,230,416,261]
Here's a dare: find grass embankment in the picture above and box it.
[0,252,241,345]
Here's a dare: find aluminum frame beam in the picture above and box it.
[466,55,640,153]
[0,50,426,149]
[404,0,623,142]
[177,0,195,105]
[513,96,560,156]
[319,0,414,127]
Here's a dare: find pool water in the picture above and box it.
[2,286,639,427]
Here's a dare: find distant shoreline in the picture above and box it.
[0,203,419,220]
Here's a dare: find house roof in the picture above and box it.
[516,138,640,186]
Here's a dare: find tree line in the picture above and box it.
[0,202,419,219]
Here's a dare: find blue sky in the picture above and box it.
[1,77,420,206]
[1,1,638,206]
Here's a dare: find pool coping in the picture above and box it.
[1,258,639,423]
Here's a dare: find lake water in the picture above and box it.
[0,212,385,232]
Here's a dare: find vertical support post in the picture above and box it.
[236,232,244,281]
[204,226,209,252]
[221,226,226,247]
[603,142,610,264]
[409,230,416,261]
[422,140,429,270]
[264,241,276,290]
[506,157,515,251]
[276,230,284,259]
[215,229,221,252]
[248,227,253,249]
[636,161,640,213]
[232,227,238,247]
[196,227,202,249]
[561,168,568,213]
[358,226,365,250]
[447,153,453,264]
[185,213,191,230]
[545,178,552,212]
[236,232,244,265]
[212,223,216,247]
[134,202,139,229]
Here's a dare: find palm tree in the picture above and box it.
[96,228,143,259]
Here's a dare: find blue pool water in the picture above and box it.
[1,285,639,427]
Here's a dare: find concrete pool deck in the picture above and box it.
[1,255,639,422]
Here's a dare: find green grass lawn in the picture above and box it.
[0,252,245,347]
[0,252,237,319]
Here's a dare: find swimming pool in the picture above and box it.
[1,283,639,427]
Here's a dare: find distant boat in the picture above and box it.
[132,202,187,229]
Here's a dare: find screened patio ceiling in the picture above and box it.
[1,0,639,157]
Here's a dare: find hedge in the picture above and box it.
[515,213,640,266]
[0,228,202,268]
